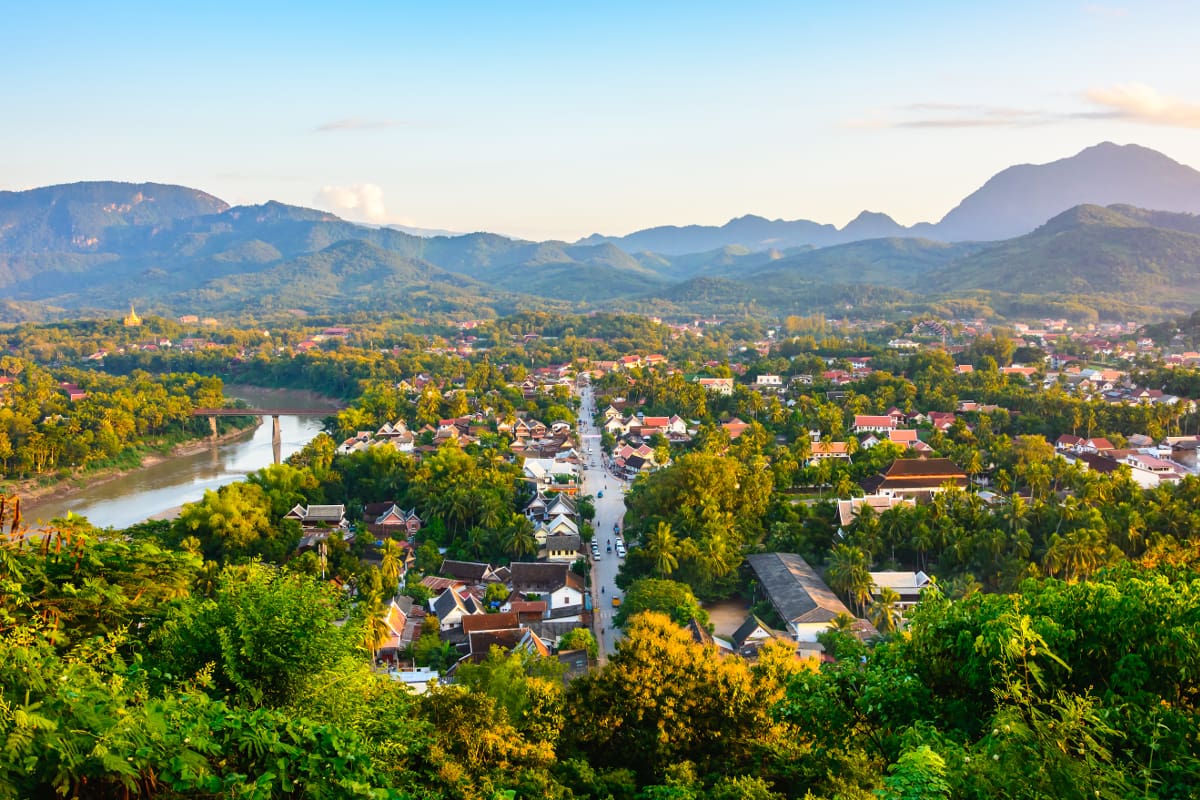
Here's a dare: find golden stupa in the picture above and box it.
[123,304,142,327]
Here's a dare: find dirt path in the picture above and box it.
[704,597,751,639]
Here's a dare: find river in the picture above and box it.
[22,386,332,530]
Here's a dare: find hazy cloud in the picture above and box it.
[1084,83,1200,128]
[852,84,1200,131]
[313,117,404,133]
[315,183,388,222]
[848,103,1059,129]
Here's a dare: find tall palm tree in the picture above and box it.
[380,538,403,594]
[361,599,392,667]
[502,515,538,560]
[1043,527,1114,582]
[826,543,872,616]
[868,586,903,634]
[645,521,679,577]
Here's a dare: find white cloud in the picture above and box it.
[847,103,1058,130]
[315,183,389,222]
[1084,83,1200,128]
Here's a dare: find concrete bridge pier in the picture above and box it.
[208,416,218,439]
[271,415,282,465]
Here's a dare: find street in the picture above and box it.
[577,380,627,660]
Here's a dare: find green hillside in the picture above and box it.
[750,237,983,288]
[6,180,1200,323]
[930,204,1200,302]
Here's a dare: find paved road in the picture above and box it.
[577,381,628,660]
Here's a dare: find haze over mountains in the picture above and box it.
[3,142,1200,321]
[579,143,1200,253]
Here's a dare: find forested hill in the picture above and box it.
[928,204,1200,303]
[5,179,1200,321]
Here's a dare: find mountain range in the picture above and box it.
[578,142,1200,253]
[2,141,1200,322]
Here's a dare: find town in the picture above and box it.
[4,306,1200,797]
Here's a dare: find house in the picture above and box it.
[604,416,631,435]
[509,600,549,623]
[755,374,782,387]
[1078,437,1115,454]
[544,492,577,519]
[543,533,582,562]
[730,613,787,658]
[286,504,351,551]
[364,502,422,538]
[926,411,956,431]
[528,490,581,525]
[807,441,850,465]
[746,552,856,642]
[430,587,484,631]
[684,617,735,655]
[507,562,586,613]
[1124,453,1186,487]
[836,495,915,527]
[622,454,649,477]
[887,429,920,447]
[876,458,968,497]
[868,571,932,610]
[466,628,551,664]
[1056,434,1084,451]
[524,493,549,520]
[462,611,520,635]
[722,418,749,440]
[853,415,895,434]
[374,597,421,664]
[285,504,347,528]
[439,560,501,584]
[535,514,579,543]
[697,377,734,396]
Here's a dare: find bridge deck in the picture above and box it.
[192,408,338,416]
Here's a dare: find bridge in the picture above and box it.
[192,408,339,417]
[192,407,339,463]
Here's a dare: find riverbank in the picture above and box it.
[1,421,259,506]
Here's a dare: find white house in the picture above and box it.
[507,562,586,615]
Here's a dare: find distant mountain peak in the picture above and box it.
[725,214,772,226]
[934,141,1200,241]
[840,210,906,239]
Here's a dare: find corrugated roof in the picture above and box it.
[746,552,852,625]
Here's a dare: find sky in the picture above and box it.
[3,1,1200,240]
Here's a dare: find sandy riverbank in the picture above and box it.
[1,421,259,505]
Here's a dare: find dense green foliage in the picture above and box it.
[7,521,1195,799]
[0,357,235,484]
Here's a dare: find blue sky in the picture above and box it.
[3,1,1199,239]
